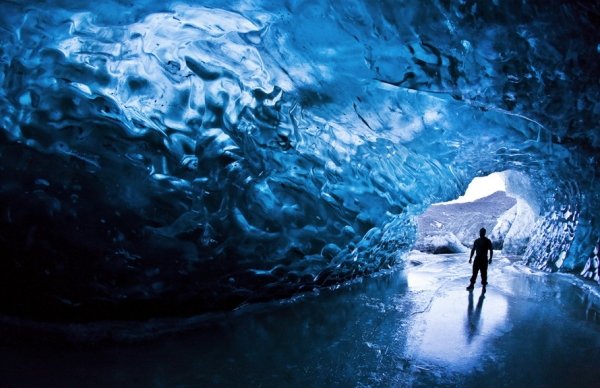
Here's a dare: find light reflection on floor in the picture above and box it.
[0,252,598,387]
[404,254,509,370]
[412,289,508,369]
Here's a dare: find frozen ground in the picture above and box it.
[1,251,599,387]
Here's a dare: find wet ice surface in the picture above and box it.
[1,252,599,387]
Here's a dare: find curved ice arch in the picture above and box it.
[0,0,598,319]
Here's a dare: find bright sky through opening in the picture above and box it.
[443,172,506,204]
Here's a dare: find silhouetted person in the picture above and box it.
[466,227,493,293]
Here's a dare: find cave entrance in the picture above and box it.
[414,171,538,256]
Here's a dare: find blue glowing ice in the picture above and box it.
[0,0,598,318]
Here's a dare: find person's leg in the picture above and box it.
[469,262,479,287]
[481,262,488,286]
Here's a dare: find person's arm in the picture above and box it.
[469,245,475,264]
[489,241,493,264]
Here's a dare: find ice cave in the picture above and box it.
[0,0,598,386]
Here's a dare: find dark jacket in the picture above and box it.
[472,237,493,260]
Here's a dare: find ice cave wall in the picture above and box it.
[0,0,598,318]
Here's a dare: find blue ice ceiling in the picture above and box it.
[0,0,598,319]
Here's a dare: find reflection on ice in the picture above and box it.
[466,292,486,344]
[0,252,598,387]
[405,265,508,369]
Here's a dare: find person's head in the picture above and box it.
[479,228,486,237]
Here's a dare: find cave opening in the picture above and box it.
[413,171,538,257]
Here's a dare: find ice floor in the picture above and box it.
[1,252,599,387]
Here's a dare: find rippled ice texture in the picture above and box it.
[0,0,598,318]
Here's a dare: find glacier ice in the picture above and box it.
[413,231,468,254]
[479,170,541,256]
[415,190,517,253]
[0,0,598,318]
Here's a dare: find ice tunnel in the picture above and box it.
[0,0,598,320]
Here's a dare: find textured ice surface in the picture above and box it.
[0,0,599,318]
[498,197,538,255]
[1,252,599,386]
